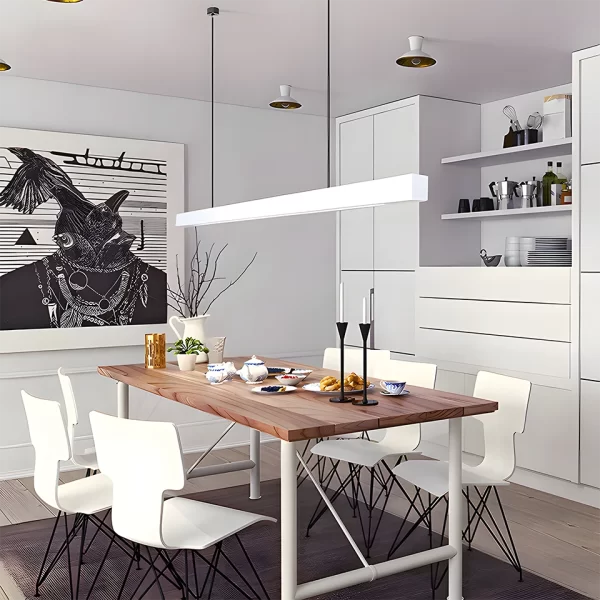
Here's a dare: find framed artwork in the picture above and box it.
[0,127,184,353]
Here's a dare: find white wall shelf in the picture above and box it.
[442,205,572,220]
[441,138,573,167]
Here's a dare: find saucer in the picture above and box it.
[380,390,410,396]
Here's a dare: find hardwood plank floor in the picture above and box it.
[1,441,599,599]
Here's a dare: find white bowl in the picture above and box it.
[275,374,303,386]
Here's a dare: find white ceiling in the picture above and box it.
[1,0,599,116]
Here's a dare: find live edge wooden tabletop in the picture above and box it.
[98,357,497,442]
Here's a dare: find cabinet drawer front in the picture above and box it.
[416,328,569,379]
[418,267,570,304]
[418,298,570,342]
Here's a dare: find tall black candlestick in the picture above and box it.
[330,322,354,403]
[352,322,378,406]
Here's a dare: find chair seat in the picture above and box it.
[72,449,99,471]
[392,460,509,498]
[312,438,419,468]
[57,473,113,515]
[161,497,276,551]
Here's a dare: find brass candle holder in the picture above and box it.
[145,333,166,369]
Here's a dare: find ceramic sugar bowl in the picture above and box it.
[239,355,268,384]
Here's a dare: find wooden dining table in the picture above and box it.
[98,357,498,600]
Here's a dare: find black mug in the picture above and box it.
[458,198,470,213]
[472,198,481,212]
[480,197,494,211]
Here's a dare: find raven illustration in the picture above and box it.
[0,148,166,330]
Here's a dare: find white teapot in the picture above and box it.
[239,356,268,384]
[223,362,237,378]
[205,364,230,385]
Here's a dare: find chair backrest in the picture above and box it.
[90,411,186,548]
[374,359,438,450]
[22,392,71,511]
[472,371,532,481]
[58,368,78,450]
[323,347,391,376]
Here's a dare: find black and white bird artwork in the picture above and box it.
[0,147,166,330]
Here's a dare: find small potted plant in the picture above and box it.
[168,337,208,371]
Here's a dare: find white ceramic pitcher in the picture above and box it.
[168,315,210,363]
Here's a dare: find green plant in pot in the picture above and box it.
[168,337,208,371]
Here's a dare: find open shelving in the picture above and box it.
[441,205,572,220]
[441,138,573,168]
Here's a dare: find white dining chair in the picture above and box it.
[22,391,113,600]
[389,371,532,592]
[58,368,99,473]
[90,411,276,600]
[306,359,437,557]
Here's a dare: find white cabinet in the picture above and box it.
[581,54,600,166]
[580,273,600,381]
[580,380,600,488]
[373,202,419,270]
[339,117,374,271]
[374,272,416,354]
[580,163,600,272]
[341,271,373,347]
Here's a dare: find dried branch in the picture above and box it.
[205,252,258,313]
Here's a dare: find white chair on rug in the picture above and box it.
[306,359,437,557]
[58,368,99,473]
[389,371,532,593]
[22,392,113,600]
[90,411,276,600]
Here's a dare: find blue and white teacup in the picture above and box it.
[380,380,406,395]
[205,363,231,385]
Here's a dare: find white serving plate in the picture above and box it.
[251,385,296,394]
[302,382,375,395]
[380,389,411,396]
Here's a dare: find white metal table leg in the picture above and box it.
[281,440,297,600]
[250,428,261,499]
[117,382,129,419]
[448,417,463,600]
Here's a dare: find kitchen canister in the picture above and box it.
[145,333,166,369]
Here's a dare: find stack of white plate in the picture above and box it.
[519,237,572,267]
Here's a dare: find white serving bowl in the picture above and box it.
[275,374,304,386]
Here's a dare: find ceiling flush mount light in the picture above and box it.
[0,59,11,72]
[269,85,302,110]
[397,35,436,68]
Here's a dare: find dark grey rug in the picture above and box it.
[0,479,587,599]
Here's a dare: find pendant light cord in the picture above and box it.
[211,12,215,208]
[327,0,331,189]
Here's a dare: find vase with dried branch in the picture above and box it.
[167,229,257,363]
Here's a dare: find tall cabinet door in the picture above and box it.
[581,54,600,166]
[580,163,600,272]
[373,271,416,354]
[373,105,419,270]
[580,380,600,488]
[339,116,374,271]
[341,271,374,347]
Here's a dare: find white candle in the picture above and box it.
[339,282,344,322]
[362,297,367,324]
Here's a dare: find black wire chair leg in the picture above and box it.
[75,514,88,599]
[494,486,523,581]
[83,508,111,555]
[136,549,185,599]
[34,510,61,597]
[116,548,136,600]
[85,530,116,600]
[146,546,166,600]
[219,546,262,599]
[236,534,270,599]
[200,545,220,598]
[430,496,450,598]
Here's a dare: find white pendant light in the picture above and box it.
[397,35,436,68]
[176,174,427,227]
[269,85,302,110]
[0,58,11,71]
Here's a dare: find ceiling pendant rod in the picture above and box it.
[208,7,219,208]
[327,0,331,189]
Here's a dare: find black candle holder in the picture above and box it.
[352,322,378,406]
[330,322,355,403]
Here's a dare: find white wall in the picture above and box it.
[0,76,335,478]
[480,84,572,258]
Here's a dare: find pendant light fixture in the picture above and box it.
[0,59,11,72]
[269,85,302,110]
[177,1,427,228]
[396,35,436,68]
[47,0,84,3]
[208,6,219,208]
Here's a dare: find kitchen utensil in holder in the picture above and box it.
[352,323,378,406]
[330,322,355,403]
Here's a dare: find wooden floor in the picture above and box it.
[0,441,599,599]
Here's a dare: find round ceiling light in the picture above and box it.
[269,85,302,110]
[0,59,11,71]
[396,35,436,68]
